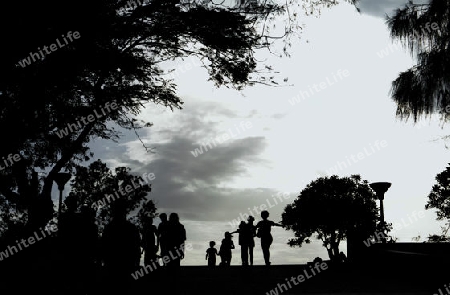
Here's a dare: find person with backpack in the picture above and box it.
[218,232,234,266]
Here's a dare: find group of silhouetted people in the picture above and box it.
[207,210,283,267]
[57,198,284,294]
[140,212,187,269]
[57,197,186,295]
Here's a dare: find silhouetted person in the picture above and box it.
[157,213,170,266]
[163,213,186,295]
[219,231,235,266]
[166,213,186,268]
[231,221,250,266]
[58,196,98,294]
[256,210,282,266]
[205,241,218,267]
[247,216,257,266]
[101,200,141,294]
[142,216,158,267]
[78,205,99,294]
[57,196,81,294]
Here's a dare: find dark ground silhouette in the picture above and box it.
[1,228,450,294]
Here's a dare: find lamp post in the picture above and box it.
[369,182,391,243]
[54,172,72,227]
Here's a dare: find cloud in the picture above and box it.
[87,101,294,222]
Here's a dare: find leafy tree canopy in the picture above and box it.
[65,159,156,234]
[425,163,450,242]
[0,159,156,245]
[281,175,378,260]
[0,0,357,230]
[387,0,450,123]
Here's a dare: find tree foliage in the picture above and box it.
[0,159,156,245]
[281,175,378,260]
[65,159,156,234]
[0,0,358,232]
[387,0,450,123]
[425,163,450,242]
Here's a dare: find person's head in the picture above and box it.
[248,216,254,223]
[225,231,232,239]
[159,213,167,222]
[261,210,269,220]
[144,215,153,225]
[169,213,179,223]
[209,241,215,247]
[239,221,246,229]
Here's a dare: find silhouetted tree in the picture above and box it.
[424,163,450,242]
[386,0,449,123]
[0,0,359,234]
[281,175,379,261]
[66,159,154,234]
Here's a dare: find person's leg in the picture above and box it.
[261,237,273,266]
[261,239,268,265]
[241,245,248,265]
[262,246,269,265]
[249,246,254,265]
[265,236,273,265]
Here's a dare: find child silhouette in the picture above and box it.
[205,241,218,267]
[218,232,235,266]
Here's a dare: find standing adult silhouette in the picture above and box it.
[78,204,99,294]
[166,213,186,268]
[164,213,186,295]
[58,197,99,295]
[231,221,250,266]
[101,200,141,294]
[142,216,158,267]
[255,210,282,266]
[57,196,83,294]
[157,213,169,266]
[247,216,256,266]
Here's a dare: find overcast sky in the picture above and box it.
[55,0,450,266]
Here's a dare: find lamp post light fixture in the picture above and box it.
[369,182,391,243]
[54,172,72,226]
